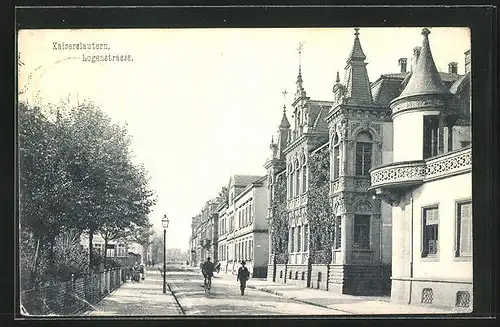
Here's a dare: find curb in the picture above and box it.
[167,283,186,315]
[167,282,195,314]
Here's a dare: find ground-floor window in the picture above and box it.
[456,201,472,257]
[422,206,439,257]
[334,216,342,249]
[354,215,370,249]
[290,227,295,252]
[117,244,126,257]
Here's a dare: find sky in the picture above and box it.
[18,27,470,251]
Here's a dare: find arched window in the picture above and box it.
[332,133,340,180]
[355,131,373,176]
[301,154,307,193]
[295,159,300,196]
[288,164,293,199]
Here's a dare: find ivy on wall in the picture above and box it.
[270,172,288,264]
[306,144,334,264]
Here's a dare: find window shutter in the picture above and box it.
[460,203,472,255]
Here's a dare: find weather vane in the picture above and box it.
[282,89,288,111]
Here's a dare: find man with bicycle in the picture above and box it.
[201,257,215,291]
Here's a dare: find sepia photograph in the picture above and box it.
[17,23,473,317]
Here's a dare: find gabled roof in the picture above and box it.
[231,175,262,187]
[396,28,450,101]
[303,100,333,134]
[449,72,470,94]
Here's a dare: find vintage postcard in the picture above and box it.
[17,26,472,316]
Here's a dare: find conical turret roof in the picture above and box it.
[279,107,291,129]
[347,28,366,62]
[342,28,373,105]
[397,28,450,100]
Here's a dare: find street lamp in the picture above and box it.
[162,214,169,294]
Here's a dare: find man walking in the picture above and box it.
[237,261,250,295]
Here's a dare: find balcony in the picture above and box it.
[369,160,426,190]
[369,146,471,206]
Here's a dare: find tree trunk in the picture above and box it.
[88,231,94,271]
[48,235,56,268]
[31,235,41,287]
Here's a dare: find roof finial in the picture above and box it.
[282,89,288,112]
[421,27,431,37]
[335,71,340,83]
[297,41,304,72]
[354,27,360,38]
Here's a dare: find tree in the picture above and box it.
[218,186,229,206]
[63,101,156,269]
[150,233,164,264]
[19,98,157,285]
[19,102,75,285]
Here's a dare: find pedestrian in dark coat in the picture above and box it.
[237,261,250,295]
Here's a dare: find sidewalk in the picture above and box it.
[84,268,182,316]
[212,271,465,315]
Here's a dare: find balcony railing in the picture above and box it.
[369,160,426,189]
[369,146,471,198]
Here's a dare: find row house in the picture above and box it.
[265,27,471,307]
[217,175,269,277]
[188,199,220,267]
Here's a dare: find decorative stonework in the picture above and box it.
[391,97,449,117]
[425,149,472,180]
[337,119,348,139]
[355,176,371,190]
[370,147,471,189]
[331,179,340,194]
[301,252,309,264]
[370,147,472,206]
[353,200,372,213]
[362,119,370,130]
[370,161,426,186]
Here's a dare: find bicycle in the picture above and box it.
[203,275,212,294]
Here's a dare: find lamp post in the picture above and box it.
[162,214,169,294]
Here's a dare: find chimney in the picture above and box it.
[464,49,471,74]
[411,46,421,71]
[398,58,408,73]
[448,62,458,74]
